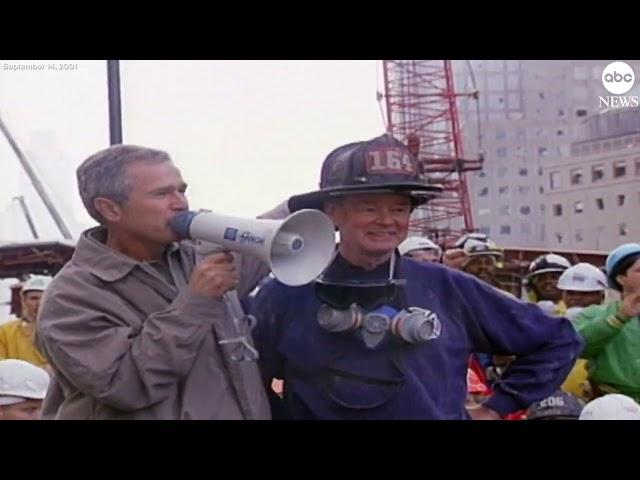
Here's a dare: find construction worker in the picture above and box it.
[523,253,572,315]
[557,263,607,321]
[0,275,51,369]
[441,234,508,289]
[451,233,504,288]
[0,359,50,420]
[398,236,442,263]
[579,393,640,420]
[250,133,583,420]
[574,243,640,402]
[556,263,608,400]
[526,390,585,420]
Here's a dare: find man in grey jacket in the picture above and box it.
[37,145,277,419]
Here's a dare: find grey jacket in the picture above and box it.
[37,227,271,420]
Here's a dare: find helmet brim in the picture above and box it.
[524,267,567,281]
[288,183,442,212]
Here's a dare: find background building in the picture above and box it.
[544,108,640,250]
[456,60,640,249]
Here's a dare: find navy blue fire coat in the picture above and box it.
[250,254,583,419]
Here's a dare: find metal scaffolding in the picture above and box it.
[382,60,483,247]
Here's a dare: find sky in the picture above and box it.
[0,60,386,240]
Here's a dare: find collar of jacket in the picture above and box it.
[72,226,181,283]
[323,251,395,282]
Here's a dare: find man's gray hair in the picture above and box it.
[77,145,171,224]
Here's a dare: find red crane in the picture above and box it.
[381,60,483,247]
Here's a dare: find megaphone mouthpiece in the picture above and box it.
[170,211,198,241]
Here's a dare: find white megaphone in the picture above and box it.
[170,208,336,286]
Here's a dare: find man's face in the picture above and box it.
[113,161,189,246]
[0,399,42,420]
[21,291,43,323]
[531,272,563,301]
[326,193,411,258]
[463,255,498,283]
[562,290,605,309]
[407,249,440,263]
[618,259,640,295]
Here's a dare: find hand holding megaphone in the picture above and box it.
[188,251,239,299]
[170,208,337,362]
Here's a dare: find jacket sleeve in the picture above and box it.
[573,302,626,358]
[37,272,226,412]
[447,270,584,415]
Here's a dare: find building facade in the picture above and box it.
[455,60,640,249]
[544,108,640,250]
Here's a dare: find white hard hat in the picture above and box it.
[0,359,50,406]
[557,263,607,292]
[454,233,502,258]
[21,275,52,293]
[579,394,640,420]
[526,253,572,279]
[453,232,490,248]
[398,236,442,256]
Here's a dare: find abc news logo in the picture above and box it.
[600,61,638,108]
